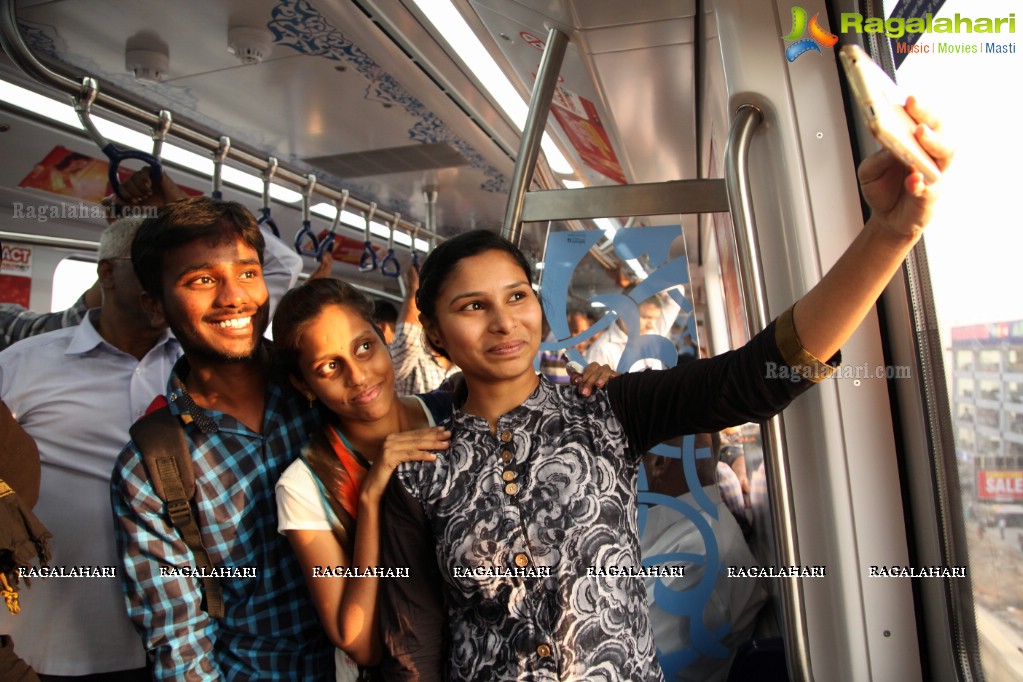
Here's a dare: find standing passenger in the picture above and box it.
[110,197,333,680]
[376,101,951,680]
[0,217,178,681]
[391,266,457,394]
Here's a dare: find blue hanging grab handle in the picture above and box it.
[294,174,321,258]
[379,213,402,278]
[74,77,163,202]
[318,189,349,260]
[359,202,378,272]
[210,136,230,200]
[256,157,280,237]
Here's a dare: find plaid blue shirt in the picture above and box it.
[110,352,334,681]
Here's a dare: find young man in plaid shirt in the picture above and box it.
[110,197,333,680]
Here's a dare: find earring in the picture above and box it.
[306,393,316,409]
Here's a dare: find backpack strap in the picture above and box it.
[129,407,225,619]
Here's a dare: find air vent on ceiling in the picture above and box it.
[304,142,468,178]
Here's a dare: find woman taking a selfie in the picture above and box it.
[377,101,951,681]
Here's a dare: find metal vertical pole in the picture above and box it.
[501,26,569,246]
[725,104,814,682]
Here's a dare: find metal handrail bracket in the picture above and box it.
[521,179,728,221]
[724,103,814,682]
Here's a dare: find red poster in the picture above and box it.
[977,470,1023,502]
[317,230,382,266]
[549,88,626,184]
[0,243,33,307]
[19,146,136,205]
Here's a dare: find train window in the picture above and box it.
[892,0,1023,677]
[51,256,95,311]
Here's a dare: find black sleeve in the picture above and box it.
[606,319,828,455]
[378,475,446,681]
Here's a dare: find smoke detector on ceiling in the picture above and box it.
[125,47,169,82]
[228,27,273,65]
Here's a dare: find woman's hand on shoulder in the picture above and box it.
[360,426,450,502]
[567,361,619,397]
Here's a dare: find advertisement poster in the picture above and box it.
[549,85,627,184]
[0,242,33,307]
[19,145,135,205]
[977,470,1023,502]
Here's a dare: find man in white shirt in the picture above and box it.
[0,216,179,679]
[586,291,680,372]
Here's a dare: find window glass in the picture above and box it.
[892,0,1023,676]
[51,256,95,311]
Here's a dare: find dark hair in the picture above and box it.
[373,300,399,327]
[272,278,378,375]
[415,230,534,359]
[131,196,265,298]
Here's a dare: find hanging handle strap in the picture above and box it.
[293,174,321,258]
[256,157,280,237]
[380,213,402,278]
[359,202,378,272]
[317,189,349,260]
[75,77,163,201]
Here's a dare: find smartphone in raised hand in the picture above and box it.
[839,44,940,184]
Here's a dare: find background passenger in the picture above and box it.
[373,299,399,345]
[0,216,176,680]
[390,265,457,394]
[0,400,48,682]
[0,283,100,352]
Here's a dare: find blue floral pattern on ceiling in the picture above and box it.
[267,0,508,194]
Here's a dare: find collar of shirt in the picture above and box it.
[65,308,176,358]
[451,374,566,434]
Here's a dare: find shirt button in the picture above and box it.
[500,430,512,443]
[514,553,529,567]
[536,643,552,657]
[504,482,518,495]
[500,450,513,462]
[501,470,517,482]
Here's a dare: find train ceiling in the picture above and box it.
[1,0,698,292]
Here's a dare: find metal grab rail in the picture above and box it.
[0,0,437,246]
[724,103,814,682]
[501,26,568,246]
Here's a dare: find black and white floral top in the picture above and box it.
[379,309,831,681]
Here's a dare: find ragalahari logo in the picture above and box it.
[783,6,839,61]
